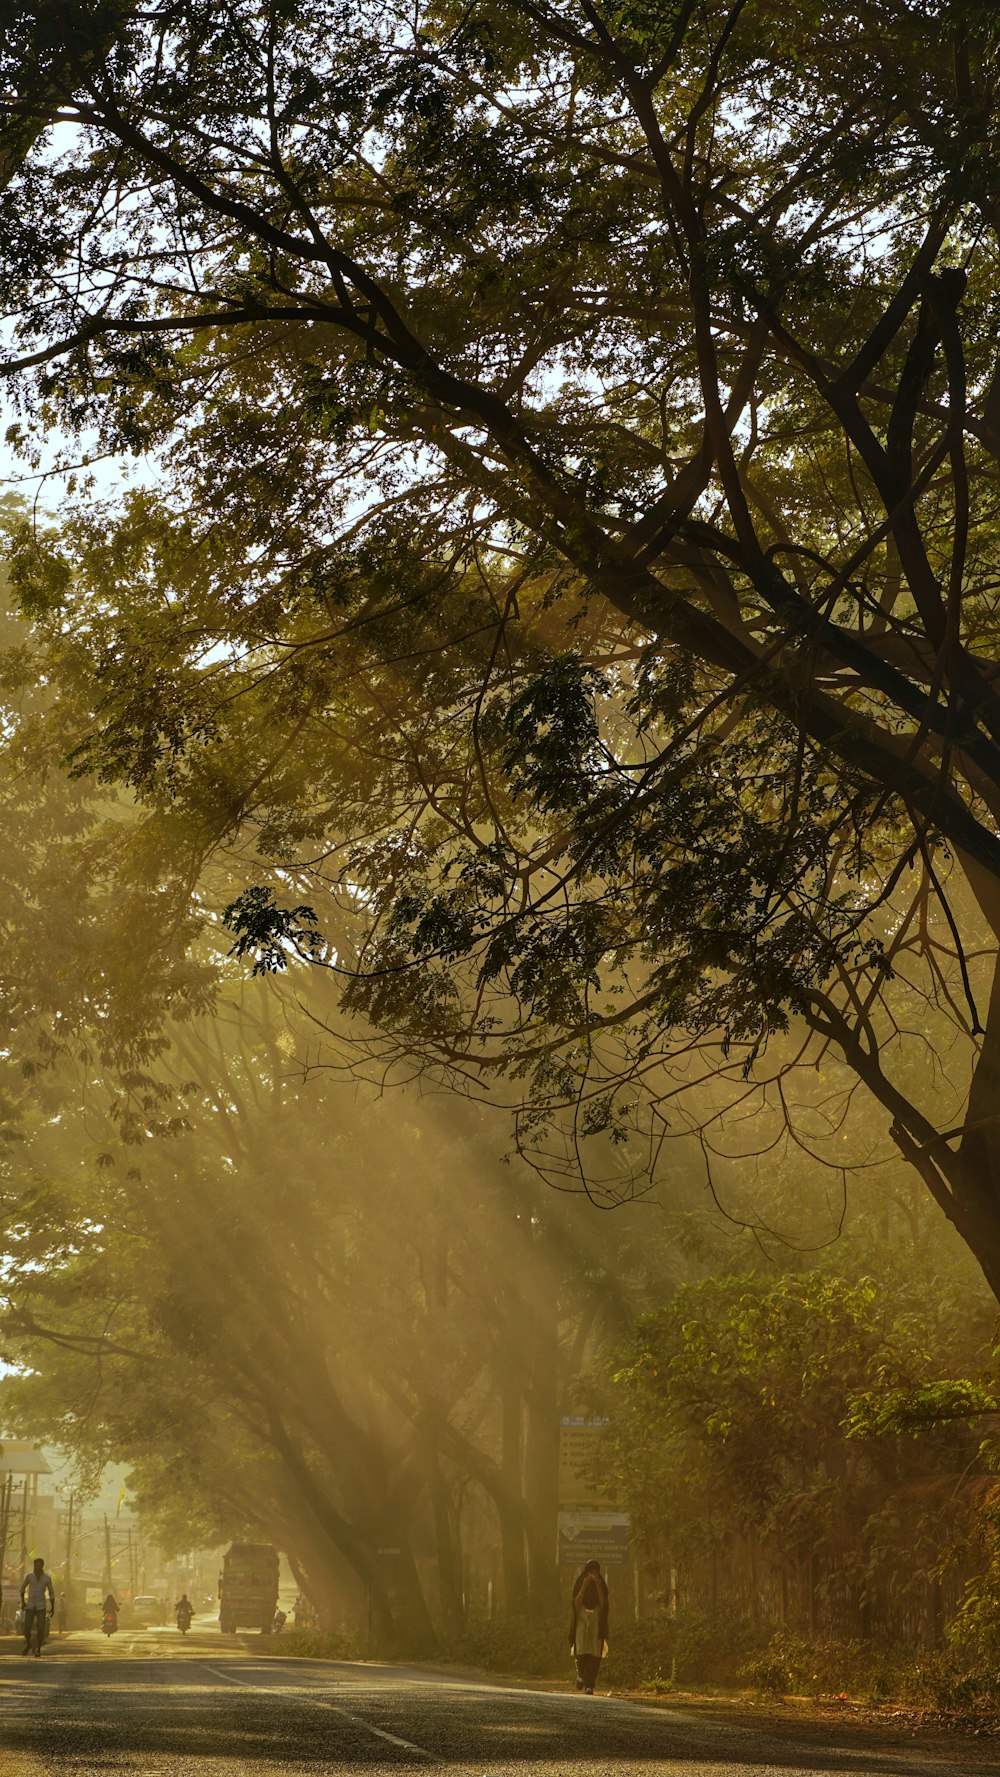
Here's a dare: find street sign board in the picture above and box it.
[557,1510,630,1568]
[558,1416,614,1508]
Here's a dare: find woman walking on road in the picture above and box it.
[569,1559,609,1693]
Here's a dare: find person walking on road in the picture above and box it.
[569,1558,609,1694]
[20,1557,55,1657]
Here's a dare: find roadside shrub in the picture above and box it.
[450,1608,759,1688]
[737,1633,914,1700]
[665,1609,761,1685]
[262,1628,362,1661]
[735,1630,1000,1707]
[608,1609,762,1687]
[737,1647,797,1695]
[447,1612,565,1678]
[737,1631,859,1697]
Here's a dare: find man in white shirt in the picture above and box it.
[20,1557,55,1656]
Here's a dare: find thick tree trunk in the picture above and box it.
[955,960,1000,1297]
[498,1341,529,1612]
[266,1407,411,1643]
[523,1278,560,1613]
[497,1490,530,1615]
[376,1542,438,1654]
[428,1454,464,1636]
[810,971,1000,1304]
[283,1541,354,1633]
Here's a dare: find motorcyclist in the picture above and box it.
[102,1593,119,1634]
[175,1593,193,1631]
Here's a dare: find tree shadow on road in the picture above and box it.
[0,1662,992,1775]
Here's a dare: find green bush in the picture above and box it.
[448,1608,759,1688]
[608,1610,760,1687]
[446,1612,566,1678]
[263,1628,362,1661]
[737,1631,855,1697]
[736,1648,797,1695]
[735,1630,1000,1707]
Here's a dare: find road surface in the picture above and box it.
[0,1619,994,1777]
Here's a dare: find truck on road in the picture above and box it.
[218,1542,279,1634]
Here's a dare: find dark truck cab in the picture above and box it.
[218,1542,279,1633]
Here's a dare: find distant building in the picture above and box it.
[0,1441,54,1567]
[0,1442,54,1489]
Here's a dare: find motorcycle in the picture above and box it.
[102,1612,117,1637]
[176,1609,193,1635]
[271,1608,287,1635]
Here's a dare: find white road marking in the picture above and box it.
[202,1663,438,1760]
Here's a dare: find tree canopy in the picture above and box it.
[3,1,1000,1289]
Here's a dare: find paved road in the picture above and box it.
[0,1622,994,1777]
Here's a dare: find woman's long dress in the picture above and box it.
[574,1605,603,1690]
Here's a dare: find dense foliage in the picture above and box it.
[1,0,1000,1288]
[6,0,1000,1685]
[600,1271,996,1620]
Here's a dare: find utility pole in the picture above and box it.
[64,1491,75,1631]
[103,1515,113,1594]
[128,1528,137,1600]
[0,1473,11,1559]
[0,1473,12,1622]
[19,1476,28,1568]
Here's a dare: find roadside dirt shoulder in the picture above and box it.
[614,1688,1000,1762]
[408,1660,1000,1761]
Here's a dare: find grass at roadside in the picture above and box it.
[256,1629,362,1661]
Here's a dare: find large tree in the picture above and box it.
[0,964,692,1642]
[4,2,1000,1284]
